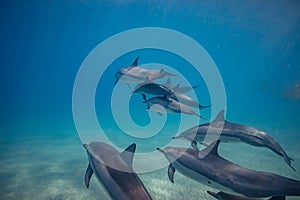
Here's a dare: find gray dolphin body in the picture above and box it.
[114,57,175,85]
[170,92,210,110]
[164,78,199,94]
[83,142,152,200]
[143,96,201,118]
[157,140,300,198]
[207,191,285,200]
[133,82,173,96]
[173,110,295,170]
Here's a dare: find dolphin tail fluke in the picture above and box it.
[282,152,296,171]
[84,164,94,188]
[168,164,176,183]
[199,104,211,110]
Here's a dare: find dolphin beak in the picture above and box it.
[156,147,164,153]
[83,144,88,150]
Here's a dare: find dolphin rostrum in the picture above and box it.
[114,57,175,86]
[173,110,295,170]
[207,191,285,200]
[142,95,202,118]
[157,140,300,198]
[83,142,152,200]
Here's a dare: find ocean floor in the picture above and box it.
[0,131,300,200]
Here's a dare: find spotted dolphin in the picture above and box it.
[114,57,175,86]
[157,140,300,198]
[207,191,285,200]
[142,95,202,118]
[83,142,152,200]
[173,110,295,170]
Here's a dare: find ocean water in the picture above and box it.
[1,1,300,199]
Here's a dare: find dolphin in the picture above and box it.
[114,57,175,86]
[207,191,285,200]
[164,78,199,94]
[157,140,300,198]
[142,95,202,118]
[83,142,152,200]
[133,82,174,97]
[170,91,210,110]
[173,110,295,170]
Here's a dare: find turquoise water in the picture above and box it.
[1,1,300,199]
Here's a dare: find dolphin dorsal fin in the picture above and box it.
[213,109,225,122]
[165,78,171,85]
[199,140,220,158]
[120,143,136,166]
[132,57,139,66]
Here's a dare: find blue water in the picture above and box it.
[1,1,300,199]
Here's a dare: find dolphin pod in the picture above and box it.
[207,191,285,200]
[173,110,295,170]
[83,58,299,199]
[114,57,175,86]
[157,140,300,198]
[83,142,152,200]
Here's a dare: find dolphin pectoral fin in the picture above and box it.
[84,164,94,188]
[156,112,163,116]
[126,83,132,89]
[168,164,176,183]
[191,140,199,152]
[145,76,152,83]
[120,143,136,166]
[141,94,147,102]
[269,196,286,200]
[114,78,119,86]
[206,191,218,198]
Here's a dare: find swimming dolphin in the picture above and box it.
[114,57,175,86]
[207,191,285,200]
[142,95,202,118]
[133,82,174,97]
[164,78,199,94]
[173,110,295,170]
[83,142,152,200]
[157,140,300,198]
[170,91,210,110]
